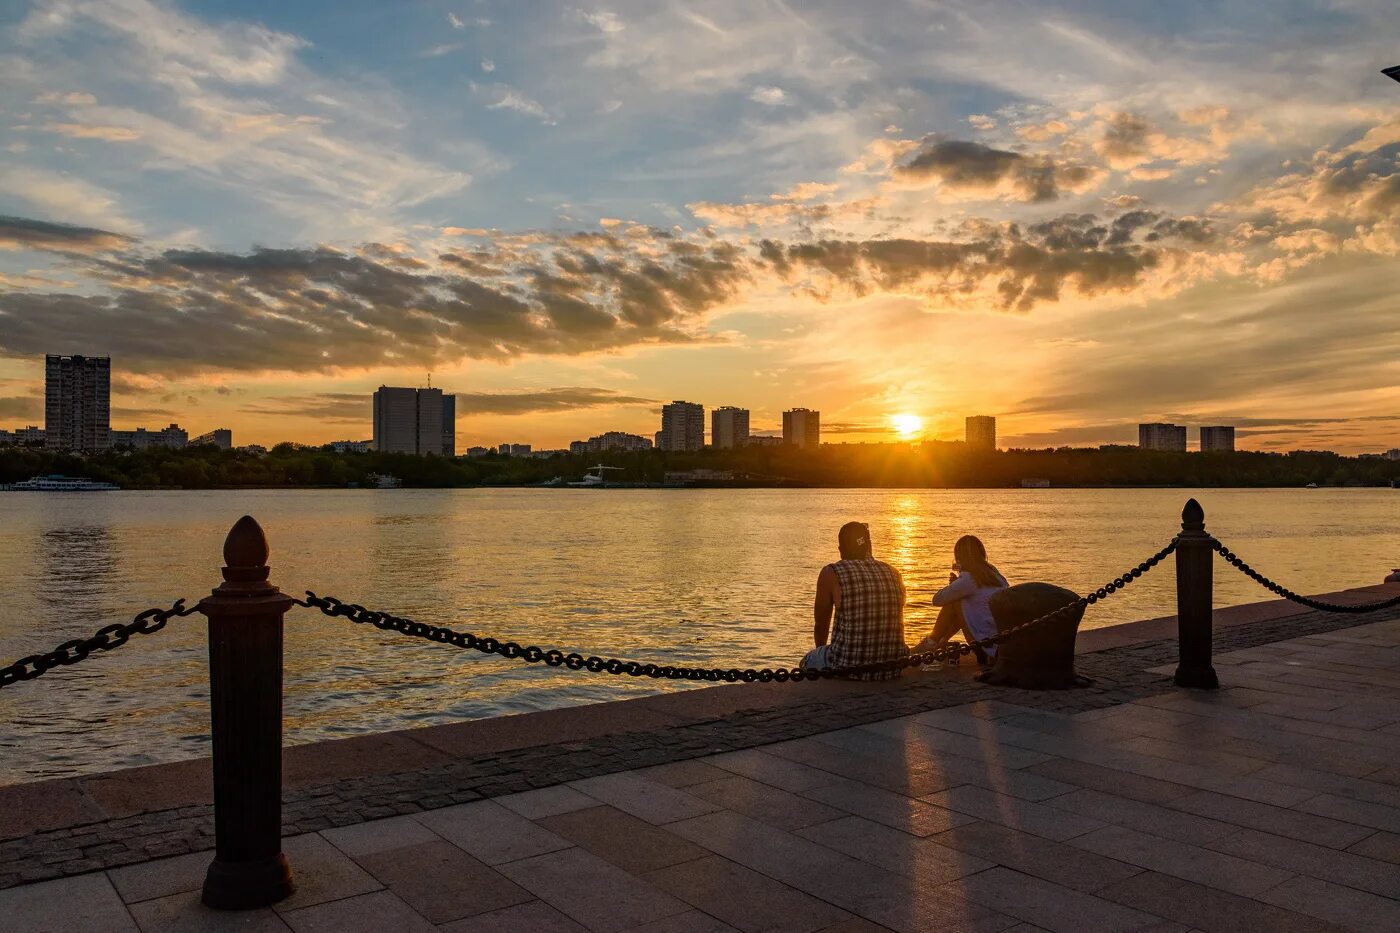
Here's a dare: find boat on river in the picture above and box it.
[1,474,120,491]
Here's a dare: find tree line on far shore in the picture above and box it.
[2,441,1398,489]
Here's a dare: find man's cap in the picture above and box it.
[839,521,871,553]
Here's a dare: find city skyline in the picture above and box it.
[1,2,1398,453]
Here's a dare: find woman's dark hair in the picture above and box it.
[954,535,1004,588]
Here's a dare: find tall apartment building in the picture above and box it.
[965,415,997,451]
[1139,422,1187,452]
[658,401,705,451]
[191,428,233,450]
[373,386,454,455]
[1199,426,1235,453]
[710,406,750,449]
[45,354,110,451]
[111,423,188,450]
[783,408,821,448]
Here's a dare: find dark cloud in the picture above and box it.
[1097,113,1153,168]
[0,229,749,375]
[0,394,41,420]
[894,138,1100,202]
[0,215,133,255]
[455,387,656,415]
[759,208,1210,311]
[111,405,176,421]
[242,387,655,423]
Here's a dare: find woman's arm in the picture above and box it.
[932,571,977,606]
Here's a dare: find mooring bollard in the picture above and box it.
[1174,498,1219,689]
[198,516,295,909]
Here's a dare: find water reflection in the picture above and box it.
[37,525,116,609]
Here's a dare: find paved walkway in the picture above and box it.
[7,615,1400,932]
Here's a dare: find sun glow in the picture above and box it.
[891,413,924,439]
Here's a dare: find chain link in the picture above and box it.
[0,599,199,689]
[295,539,1178,681]
[1212,541,1400,614]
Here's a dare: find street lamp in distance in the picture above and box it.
[1384,65,1400,84]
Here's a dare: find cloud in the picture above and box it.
[241,393,366,423]
[43,122,142,142]
[892,138,1102,203]
[481,58,495,72]
[35,90,97,105]
[0,395,42,420]
[0,221,749,375]
[453,387,656,415]
[579,10,625,34]
[419,42,466,59]
[749,86,787,106]
[474,83,554,123]
[0,215,134,255]
[447,12,465,29]
[757,206,1217,312]
[0,168,139,232]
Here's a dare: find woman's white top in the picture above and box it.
[932,570,1009,646]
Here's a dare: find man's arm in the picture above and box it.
[813,565,837,647]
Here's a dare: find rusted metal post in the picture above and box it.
[198,516,295,909]
[1174,498,1219,689]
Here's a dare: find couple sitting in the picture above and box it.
[801,521,1007,680]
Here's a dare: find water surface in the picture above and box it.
[1,487,1395,781]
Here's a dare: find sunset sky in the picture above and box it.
[0,0,1397,452]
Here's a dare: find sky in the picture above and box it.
[0,0,1397,453]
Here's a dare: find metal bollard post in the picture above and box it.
[198,516,295,909]
[1174,498,1219,689]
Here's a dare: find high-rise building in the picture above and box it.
[441,395,456,456]
[783,408,821,448]
[45,354,110,451]
[111,423,187,450]
[191,428,233,450]
[1199,426,1235,452]
[711,406,750,449]
[1139,423,1187,452]
[373,386,453,455]
[659,401,705,451]
[965,415,997,451]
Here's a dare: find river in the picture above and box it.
[1,487,1395,782]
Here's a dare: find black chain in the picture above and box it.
[296,539,1177,681]
[0,599,199,689]
[1213,541,1400,614]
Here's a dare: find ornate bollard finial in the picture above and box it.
[221,515,271,586]
[1181,498,1205,532]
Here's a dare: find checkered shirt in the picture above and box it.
[827,558,908,680]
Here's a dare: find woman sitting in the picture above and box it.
[915,535,1009,666]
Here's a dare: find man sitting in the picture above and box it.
[801,522,909,680]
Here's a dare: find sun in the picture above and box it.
[891,413,924,439]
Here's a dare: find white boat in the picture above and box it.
[568,464,626,487]
[1,474,119,491]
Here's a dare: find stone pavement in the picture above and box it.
[7,613,1400,932]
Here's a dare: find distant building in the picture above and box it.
[327,439,371,453]
[373,386,453,456]
[1385,449,1400,461]
[45,354,111,451]
[711,407,750,449]
[112,424,188,450]
[782,408,821,448]
[965,415,997,451]
[465,446,492,457]
[1199,426,1235,453]
[664,469,736,485]
[240,444,268,456]
[570,431,653,454]
[0,426,45,446]
[659,401,705,451]
[746,435,783,447]
[526,449,568,458]
[191,428,232,450]
[496,443,532,456]
[1139,423,1187,452]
